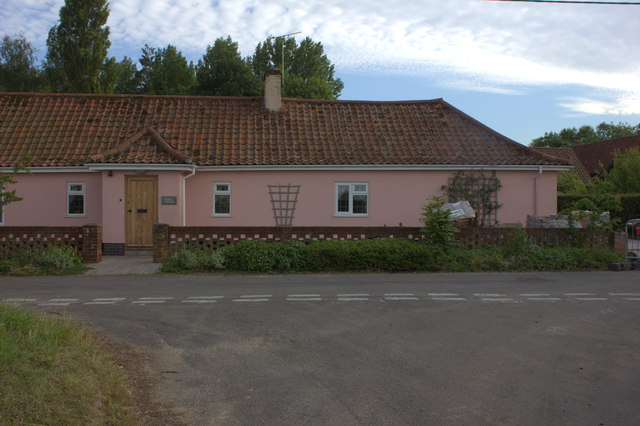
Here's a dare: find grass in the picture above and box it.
[0,302,138,424]
[0,246,88,276]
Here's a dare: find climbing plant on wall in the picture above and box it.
[442,171,503,226]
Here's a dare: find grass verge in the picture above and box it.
[0,302,138,424]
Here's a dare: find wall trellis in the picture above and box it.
[268,184,300,226]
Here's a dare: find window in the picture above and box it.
[67,182,85,216]
[213,182,231,216]
[335,183,369,216]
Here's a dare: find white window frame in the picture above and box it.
[335,182,369,216]
[66,182,86,217]
[213,182,232,217]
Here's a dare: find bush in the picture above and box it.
[0,246,84,276]
[161,249,225,273]
[218,240,306,273]
[420,195,458,250]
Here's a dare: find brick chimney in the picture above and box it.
[264,69,282,112]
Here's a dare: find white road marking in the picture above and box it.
[520,293,550,297]
[48,298,79,302]
[609,293,640,296]
[564,293,595,296]
[286,297,322,301]
[576,297,608,301]
[39,302,71,306]
[84,301,118,305]
[622,298,640,301]
[5,298,37,302]
[139,297,174,301]
[384,293,415,296]
[232,298,270,302]
[182,296,223,303]
[385,297,419,301]
[93,297,126,302]
[240,295,272,298]
[474,293,506,297]
[481,298,516,302]
[428,293,459,296]
[132,300,166,304]
[527,297,562,302]
[288,294,320,297]
[337,293,369,297]
[338,297,369,301]
[431,297,466,301]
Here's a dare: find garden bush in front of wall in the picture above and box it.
[0,246,85,276]
[161,235,622,274]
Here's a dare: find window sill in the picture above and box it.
[334,214,370,218]
[65,215,87,218]
[211,215,232,218]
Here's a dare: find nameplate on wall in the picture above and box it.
[161,196,177,205]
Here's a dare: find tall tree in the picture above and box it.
[136,44,196,95]
[98,56,138,94]
[44,0,111,93]
[0,34,43,92]
[195,36,261,96]
[250,36,343,99]
[530,122,638,147]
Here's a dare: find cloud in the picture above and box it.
[1,0,639,115]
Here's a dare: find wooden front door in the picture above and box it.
[125,175,158,248]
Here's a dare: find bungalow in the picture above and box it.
[0,71,570,254]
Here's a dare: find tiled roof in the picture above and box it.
[0,92,567,168]
[531,147,592,184]
[572,135,640,176]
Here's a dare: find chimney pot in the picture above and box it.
[264,69,282,112]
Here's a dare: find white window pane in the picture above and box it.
[216,184,229,192]
[215,194,230,214]
[337,185,350,212]
[354,184,367,192]
[68,194,84,214]
[69,184,84,192]
[352,194,368,214]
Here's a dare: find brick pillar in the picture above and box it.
[613,231,626,254]
[153,224,170,263]
[82,224,102,263]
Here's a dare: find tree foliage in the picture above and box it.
[136,44,196,95]
[0,34,44,92]
[250,36,343,99]
[195,37,260,96]
[44,0,111,93]
[604,148,640,194]
[420,195,459,250]
[530,122,638,147]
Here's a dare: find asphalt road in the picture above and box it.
[2,272,640,425]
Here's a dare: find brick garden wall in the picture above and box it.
[0,224,102,263]
[152,224,613,262]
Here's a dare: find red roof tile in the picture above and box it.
[0,92,567,168]
[531,147,592,184]
[572,135,640,176]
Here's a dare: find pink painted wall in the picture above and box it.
[3,169,559,239]
[3,172,101,226]
[186,169,559,227]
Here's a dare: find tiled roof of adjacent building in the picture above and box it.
[0,92,568,168]
[531,147,592,184]
[572,135,640,176]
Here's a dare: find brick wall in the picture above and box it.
[152,224,613,262]
[0,224,102,263]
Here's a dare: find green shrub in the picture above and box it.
[420,195,458,250]
[161,249,225,273]
[0,246,84,276]
[217,240,306,273]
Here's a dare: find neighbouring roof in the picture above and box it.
[531,147,592,184]
[0,92,568,168]
[572,135,640,176]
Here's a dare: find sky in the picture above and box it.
[1,0,639,145]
